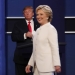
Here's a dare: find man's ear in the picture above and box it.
[33,13,34,16]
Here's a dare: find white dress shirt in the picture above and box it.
[24,19,35,39]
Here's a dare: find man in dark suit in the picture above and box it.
[11,6,39,75]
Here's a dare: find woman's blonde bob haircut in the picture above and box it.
[36,5,53,22]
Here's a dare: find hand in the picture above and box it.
[25,65,31,73]
[26,32,33,38]
[55,66,61,73]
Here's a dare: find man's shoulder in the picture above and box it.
[16,19,26,24]
[14,20,26,26]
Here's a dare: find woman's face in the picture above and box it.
[36,9,48,25]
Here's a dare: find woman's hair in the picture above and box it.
[36,5,53,22]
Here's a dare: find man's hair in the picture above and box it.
[23,6,33,12]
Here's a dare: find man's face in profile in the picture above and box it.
[23,8,34,20]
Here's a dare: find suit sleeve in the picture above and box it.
[11,23,25,42]
[48,26,61,66]
[28,53,34,66]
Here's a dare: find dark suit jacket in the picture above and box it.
[11,19,39,64]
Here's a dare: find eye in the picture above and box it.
[40,14,43,15]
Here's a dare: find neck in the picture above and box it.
[26,18,32,21]
[40,22,48,26]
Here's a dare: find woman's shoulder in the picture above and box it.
[48,23,57,32]
[48,23,54,28]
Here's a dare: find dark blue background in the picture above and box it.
[6,0,75,16]
[6,0,33,16]
[0,0,5,75]
[65,0,75,16]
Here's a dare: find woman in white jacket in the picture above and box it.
[25,5,61,75]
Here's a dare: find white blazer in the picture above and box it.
[28,22,61,72]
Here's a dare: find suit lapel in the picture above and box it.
[23,20,27,28]
[22,19,39,32]
[22,20,29,32]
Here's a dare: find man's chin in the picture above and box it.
[25,18,32,20]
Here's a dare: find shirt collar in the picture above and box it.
[26,19,33,24]
[40,22,50,28]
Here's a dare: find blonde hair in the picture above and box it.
[23,6,33,12]
[36,5,53,22]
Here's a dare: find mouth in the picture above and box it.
[37,19,42,21]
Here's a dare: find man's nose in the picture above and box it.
[26,13,29,15]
